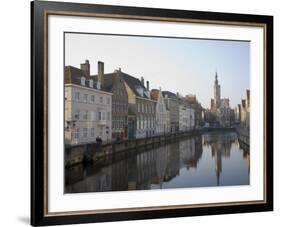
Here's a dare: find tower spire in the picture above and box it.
[214,70,221,109]
[215,71,218,83]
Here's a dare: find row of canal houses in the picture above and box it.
[65,60,203,146]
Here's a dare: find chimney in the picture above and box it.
[146,81,149,91]
[141,76,144,86]
[80,60,90,76]
[98,61,104,88]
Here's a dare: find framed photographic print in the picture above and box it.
[31,0,273,226]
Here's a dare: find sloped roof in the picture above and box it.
[64,66,85,85]
[64,65,106,91]
[162,91,178,99]
[92,71,150,99]
[91,73,116,92]
[121,72,150,99]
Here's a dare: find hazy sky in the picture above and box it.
[65,33,249,108]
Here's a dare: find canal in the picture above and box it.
[65,131,250,193]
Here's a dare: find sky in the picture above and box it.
[65,33,249,109]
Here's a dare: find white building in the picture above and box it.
[150,89,170,135]
[64,65,112,145]
[179,103,195,132]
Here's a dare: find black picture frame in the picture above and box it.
[31,0,273,226]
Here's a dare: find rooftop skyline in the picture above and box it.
[65,33,250,108]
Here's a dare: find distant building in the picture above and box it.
[178,99,195,132]
[220,98,230,108]
[210,72,234,127]
[64,61,112,145]
[240,99,247,123]
[217,106,234,127]
[162,91,180,133]
[246,89,250,112]
[234,106,240,122]
[150,89,170,135]
[185,95,203,127]
[240,90,250,127]
[246,89,250,127]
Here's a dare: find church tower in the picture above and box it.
[214,72,221,109]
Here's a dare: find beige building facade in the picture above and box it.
[123,74,156,138]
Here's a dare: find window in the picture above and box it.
[98,112,102,120]
[91,111,95,121]
[74,92,80,101]
[83,128,87,138]
[102,112,106,120]
[74,109,80,120]
[91,128,95,137]
[83,94,88,103]
[100,96,103,103]
[160,104,163,112]
[91,95,95,103]
[83,128,88,138]
[74,128,80,139]
[81,77,86,86]
[107,97,110,105]
[83,110,88,120]
[107,112,110,120]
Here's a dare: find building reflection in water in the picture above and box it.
[65,132,250,193]
[203,133,235,186]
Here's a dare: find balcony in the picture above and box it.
[98,120,107,125]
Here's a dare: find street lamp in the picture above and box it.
[106,126,109,144]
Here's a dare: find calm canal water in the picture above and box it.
[65,131,250,193]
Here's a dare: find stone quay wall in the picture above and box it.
[65,127,235,167]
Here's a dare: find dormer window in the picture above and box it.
[89,79,93,88]
[81,76,86,86]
